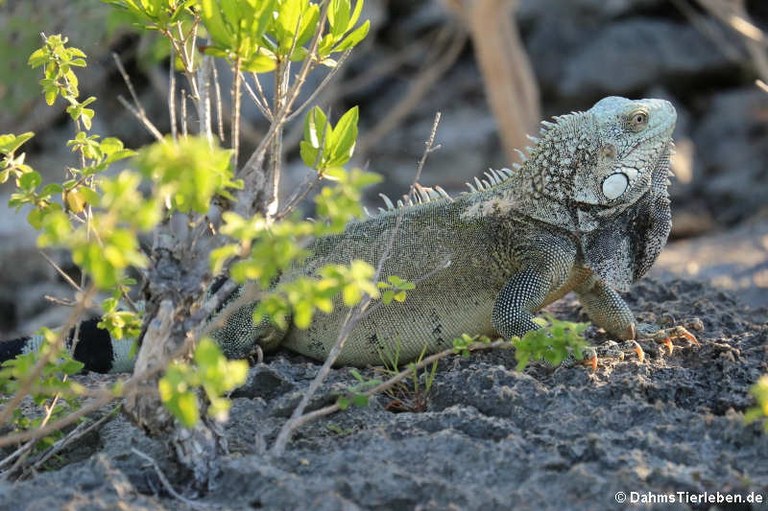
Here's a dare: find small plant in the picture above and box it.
[0,329,86,450]
[745,375,768,432]
[376,342,439,413]
[336,368,382,410]
[512,316,588,371]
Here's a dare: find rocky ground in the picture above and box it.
[0,279,766,510]
[0,0,767,509]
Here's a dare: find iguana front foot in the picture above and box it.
[645,325,699,355]
[579,339,645,371]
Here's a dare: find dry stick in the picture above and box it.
[295,340,513,425]
[412,112,442,188]
[38,251,82,292]
[453,0,541,162]
[231,56,243,168]
[20,405,120,478]
[357,27,466,156]
[197,53,214,144]
[112,54,165,142]
[169,45,178,140]
[671,0,744,62]
[131,448,212,510]
[211,60,225,143]
[696,0,768,83]
[242,76,273,121]
[238,0,331,194]
[181,89,189,137]
[271,112,445,455]
[284,50,352,123]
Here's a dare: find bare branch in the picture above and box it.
[112,54,165,142]
[280,339,513,437]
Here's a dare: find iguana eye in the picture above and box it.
[628,110,649,132]
[602,172,629,200]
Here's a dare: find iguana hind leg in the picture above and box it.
[208,302,287,360]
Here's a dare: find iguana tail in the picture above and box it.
[0,318,135,374]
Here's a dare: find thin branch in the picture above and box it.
[238,0,331,198]
[211,60,225,142]
[112,53,164,142]
[282,339,514,435]
[271,112,445,455]
[0,287,97,428]
[197,53,214,143]
[117,96,165,143]
[39,251,82,292]
[273,173,322,220]
[169,45,178,140]
[181,89,189,137]
[242,74,274,121]
[284,50,352,123]
[231,57,243,168]
[19,405,119,479]
[411,112,442,188]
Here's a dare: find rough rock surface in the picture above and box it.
[1,279,766,510]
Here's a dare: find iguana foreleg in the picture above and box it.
[574,274,636,340]
[491,240,575,338]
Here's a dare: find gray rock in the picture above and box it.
[692,87,768,224]
[531,18,740,100]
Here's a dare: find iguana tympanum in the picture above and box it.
[1,96,680,372]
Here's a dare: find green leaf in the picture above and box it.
[0,132,34,154]
[303,106,329,149]
[327,106,358,166]
[329,0,351,39]
[242,53,277,73]
[332,20,369,52]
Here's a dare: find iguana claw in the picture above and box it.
[650,326,699,354]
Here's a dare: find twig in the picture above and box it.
[20,405,119,479]
[169,45,178,140]
[212,60,225,142]
[131,448,211,509]
[112,54,164,142]
[0,287,97,428]
[284,50,352,123]
[237,0,331,202]
[39,251,81,292]
[242,75,274,121]
[283,339,513,432]
[411,112,442,188]
[271,110,445,455]
[197,53,214,144]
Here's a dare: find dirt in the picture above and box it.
[0,278,766,511]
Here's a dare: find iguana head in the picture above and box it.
[513,96,677,233]
[571,96,676,217]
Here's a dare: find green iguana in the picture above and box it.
[1,96,682,371]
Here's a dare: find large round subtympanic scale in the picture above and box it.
[602,173,629,200]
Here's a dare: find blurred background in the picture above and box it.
[0,0,766,337]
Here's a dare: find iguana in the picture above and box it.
[1,96,682,372]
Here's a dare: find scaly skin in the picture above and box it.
[212,96,678,366]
